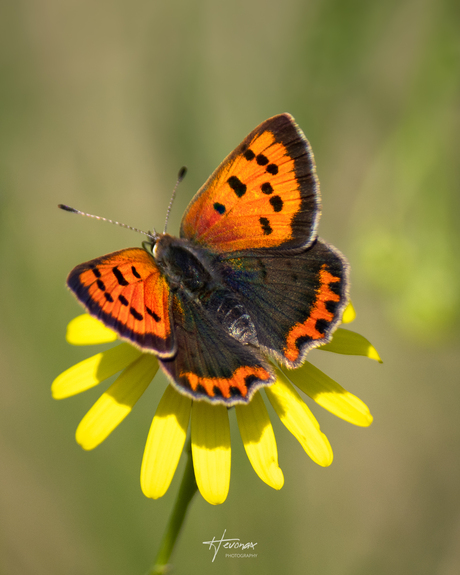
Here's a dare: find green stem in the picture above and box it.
[148,438,198,575]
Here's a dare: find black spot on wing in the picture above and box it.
[119,294,129,306]
[131,266,141,279]
[146,306,161,322]
[244,374,258,386]
[96,279,106,291]
[329,280,342,297]
[229,386,244,399]
[256,154,268,166]
[243,149,255,161]
[214,202,226,214]
[227,176,247,198]
[315,318,330,336]
[259,217,273,235]
[269,195,283,212]
[112,266,129,286]
[196,383,207,397]
[266,163,278,175]
[325,299,339,315]
[261,182,273,194]
[130,307,143,321]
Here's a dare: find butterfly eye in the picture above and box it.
[142,239,155,254]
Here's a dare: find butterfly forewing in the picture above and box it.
[180,114,320,253]
[67,248,175,357]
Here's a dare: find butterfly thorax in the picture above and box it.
[153,234,214,295]
[153,234,258,346]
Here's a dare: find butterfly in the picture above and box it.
[63,114,349,406]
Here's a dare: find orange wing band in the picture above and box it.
[180,366,272,399]
[284,266,341,362]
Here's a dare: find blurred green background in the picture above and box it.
[1,0,459,573]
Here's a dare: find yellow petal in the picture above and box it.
[191,402,231,505]
[341,301,356,323]
[76,354,159,450]
[141,385,191,499]
[235,392,284,489]
[66,314,118,345]
[52,343,142,399]
[265,371,333,467]
[320,328,382,362]
[284,362,373,427]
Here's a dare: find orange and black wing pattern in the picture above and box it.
[67,248,175,357]
[159,292,275,404]
[180,114,320,253]
[218,239,349,368]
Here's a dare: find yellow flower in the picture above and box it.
[52,302,380,505]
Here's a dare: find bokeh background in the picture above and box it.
[1,0,459,573]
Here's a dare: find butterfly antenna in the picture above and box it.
[164,166,187,234]
[58,204,157,240]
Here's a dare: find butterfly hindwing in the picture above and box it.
[180,113,320,253]
[159,292,275,404]
[218,239,349,368]
[67,248,175,357]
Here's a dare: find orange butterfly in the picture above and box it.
[62,114,349,405]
